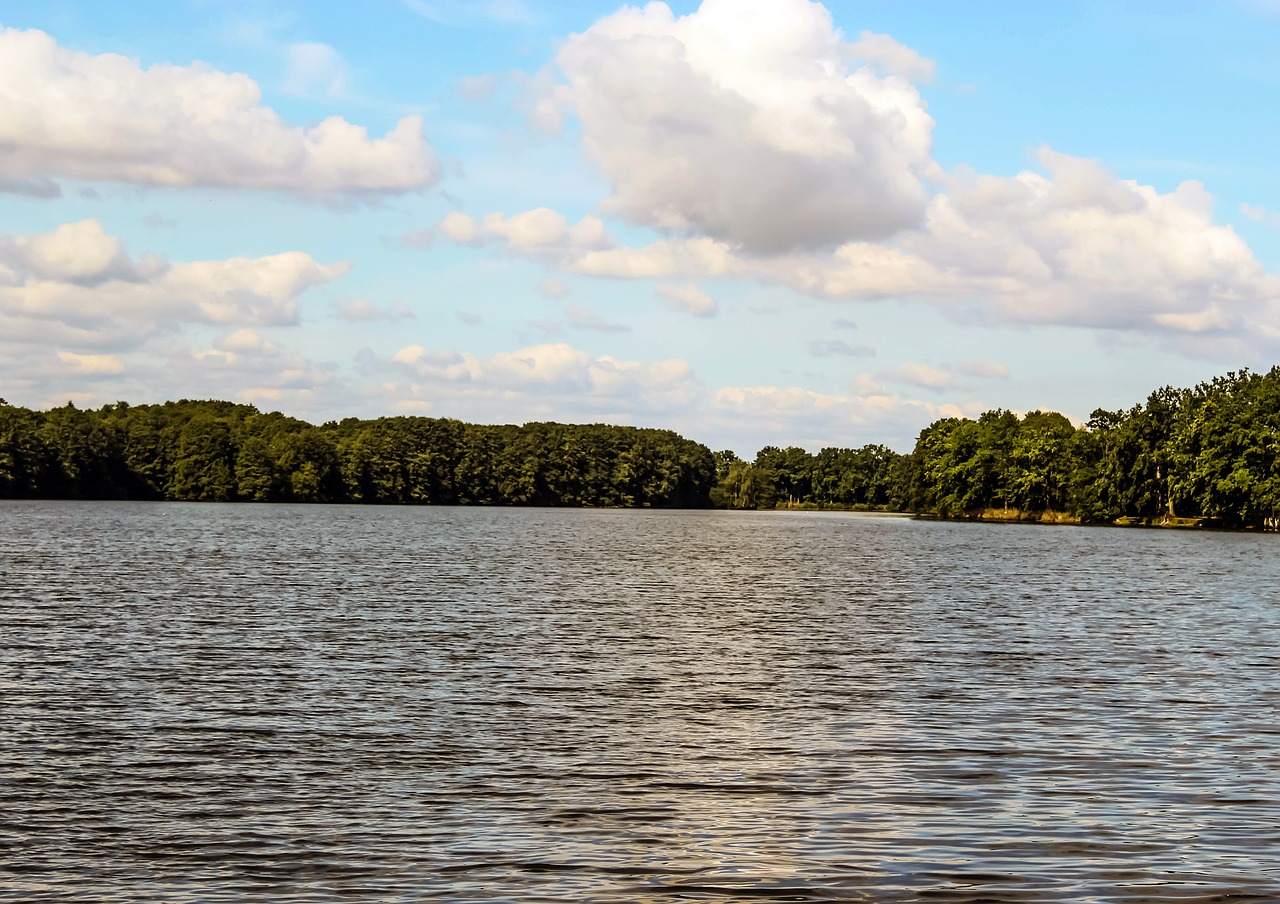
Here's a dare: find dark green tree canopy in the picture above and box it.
[5,364,1280,529]
[0,399,714,509]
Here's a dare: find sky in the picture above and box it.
[2,0,1280,455]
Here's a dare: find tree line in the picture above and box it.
[3,364,1280,527]
[711,366,1280,530]
[0,399,714,508]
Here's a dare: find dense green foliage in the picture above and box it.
[709,366,1280,530]
[5,364,1280,527]
[711,443,909,511]
[0,399,714,507]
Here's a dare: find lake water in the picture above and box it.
[2,501,1279,902]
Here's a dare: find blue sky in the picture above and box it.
[2,0,1279,454]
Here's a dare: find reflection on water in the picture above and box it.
[2,501,1279,902]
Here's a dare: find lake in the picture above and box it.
[2,501,1278,902]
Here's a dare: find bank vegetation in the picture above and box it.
[3,365,1280,529]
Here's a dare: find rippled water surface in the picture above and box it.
[3,502,1280,902]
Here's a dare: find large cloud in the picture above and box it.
[381,341,696,414]
[0,27,439,196]
[552,150,1280,351]
[0,220,349,413]
[548,0,937,252]
[0,220,348,349]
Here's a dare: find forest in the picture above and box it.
[0,400,715,508]
[716,366,1280,530]
[3,364,1280,529]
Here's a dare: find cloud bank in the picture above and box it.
[0,28,439,196]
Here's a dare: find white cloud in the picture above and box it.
[284,42,349,97]
[0,220,348,349]
[0,27,438,196]
[848,31,936,82]
[57,351,125,375]
[572,237,734,279]
[1240,202,1280,228]
[890,362,952,390]
[1,323,344,416]
[716,385,857,418]
[213,328,270,354]
[901,150,1280,334]
[383,341,696,412]
[431,208,615,260]
[4,219,156,285]
[1151,306,1231,334]
[554,149,1280,354]
[657,282,718,317]
[177,332,339,403]
[852,372,885,395]
[336,298,414,322]
[711,383,979,451]
[549,0,937,252]
[955,360,1010,379]
[437,212,484,245]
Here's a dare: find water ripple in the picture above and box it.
[2,502,1279,901]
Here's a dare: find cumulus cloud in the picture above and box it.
[3,219,159,286]
[383,341,696,413]
[657,282,718,317]
[430,208,615,261]
[548,0,937,252]
[436,211,485,245]
[555,149,1280,354]
[0,27,439,196]
[0,220,348,349]
[901,150,1280,334]
[463,3,1279,357]
[848,31,936,82]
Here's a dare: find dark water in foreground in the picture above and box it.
[2,502,1279,903]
